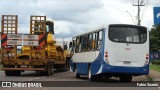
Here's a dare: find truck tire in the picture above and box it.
[5,71,12,76]
[46,62,51,76]
[50,62,54,75]
[5,70,21,76]
[15,71,21,76]
[120,75,132,82]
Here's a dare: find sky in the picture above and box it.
[0,0,160,41]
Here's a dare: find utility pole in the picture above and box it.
[133,0,145,25]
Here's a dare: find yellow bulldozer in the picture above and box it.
[1,15,70,76]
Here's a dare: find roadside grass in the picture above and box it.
[150,64,160,72]
[146,75,153,81]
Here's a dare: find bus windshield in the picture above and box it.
[109,25,147,43]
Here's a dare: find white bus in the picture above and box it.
[69,24,149,82]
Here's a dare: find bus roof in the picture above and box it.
[72,24,147,38]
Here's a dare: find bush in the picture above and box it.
[150,60,160,65]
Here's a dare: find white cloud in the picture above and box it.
[0,0,159,39]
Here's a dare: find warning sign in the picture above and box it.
[7,40,22,45]
[23,41,39,46]
[23,35,39,40]
[1,34,45,46]
[7,34,22,39]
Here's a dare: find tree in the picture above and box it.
[150,25,160,52]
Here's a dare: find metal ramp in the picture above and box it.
[1,15,18,34]
[1,15,18,61]
[30,16,46,34]
[30,16,46,60]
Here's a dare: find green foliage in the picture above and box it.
[149,25,160,52]
[150,60,160,65]
[150,64,160,72]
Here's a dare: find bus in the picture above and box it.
[69,24,149,82]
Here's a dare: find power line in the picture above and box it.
[140,0,149,21]
[133,0,145,25]
[126,11,136,25]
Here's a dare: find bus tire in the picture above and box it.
[76,73,80,78]
[120,75,132,82]
[73,63,76,72]
[75,69,80,78]
[65,58,70,71]
[88,66,95,81]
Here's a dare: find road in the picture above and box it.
[0,70,159,90]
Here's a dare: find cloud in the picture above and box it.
[0,0,158,39]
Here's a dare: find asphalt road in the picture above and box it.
[0,70,159,90]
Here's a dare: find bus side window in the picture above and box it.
[88,33,92,51]
[92,32,97,50]
[97,30,103,50]
[72,37,76,51]
[83,35,87,52]
[79,36,83,52]
[75,37,80,53]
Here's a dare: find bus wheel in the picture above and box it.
[120,75,132,82]
[65,58,70,71]
[73,63,76,72]
[88,66,95,81]
[75,69,80,78]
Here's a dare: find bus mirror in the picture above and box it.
[69,42,72,48]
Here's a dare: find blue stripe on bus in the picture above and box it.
[91,29,106,75]
[101,63,149,75]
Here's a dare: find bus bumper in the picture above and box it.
[100,63,149,75]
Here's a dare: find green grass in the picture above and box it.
[150,64,160,72]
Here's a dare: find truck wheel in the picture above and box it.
[5,71,12,76]
[5,71,21,76]
[120,75,132,82]
[15,71,21,76]
[46,63,51,76]
[50,62,54,75]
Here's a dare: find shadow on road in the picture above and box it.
[14,70,67,77]
[78,75,120,82]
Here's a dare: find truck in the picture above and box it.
[1,15,70,76]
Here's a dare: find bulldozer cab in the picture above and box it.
[46,21,54,34]
[30,16,54,35]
